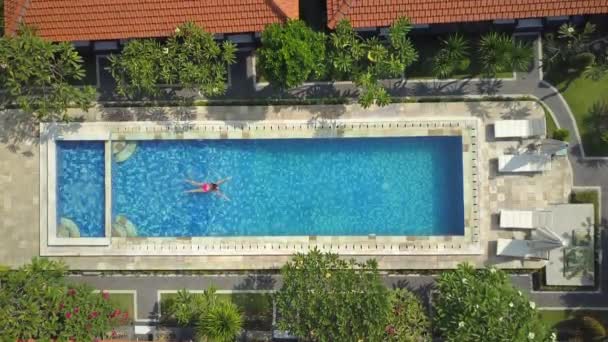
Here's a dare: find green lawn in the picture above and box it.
[546,71,608,156]
[107,292,135,324]
[160,292,273,330]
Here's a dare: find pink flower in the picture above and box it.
[67,288,76,296]
[88,311,99,319]
[101,291,110,300]
[111,330,117,337]
[73,307,79,314]
[59,302,64,309]
[65,311,72,319]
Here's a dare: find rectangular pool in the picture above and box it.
[57,136,465,237]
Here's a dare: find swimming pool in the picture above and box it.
[56,136,465,237]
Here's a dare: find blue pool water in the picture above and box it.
[111,137,465,237]
[56,137,465,237]
[56,141,105,237]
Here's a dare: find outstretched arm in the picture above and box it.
[215,177,232,185]
[185,179,203,186]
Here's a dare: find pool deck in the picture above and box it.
[0,101,571,270]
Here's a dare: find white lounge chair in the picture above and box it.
[496,239,559,260]
[499,209,553,229]
[498,154,551,173]
[494,118,546,138]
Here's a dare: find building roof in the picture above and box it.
[327,0,608,28]
[4,0,299,42]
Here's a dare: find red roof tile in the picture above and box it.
[327,0,608,28]
[4,0,299,42]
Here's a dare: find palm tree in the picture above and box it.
[479,32,512,75]
[196,300,243,342]
[479,32,533,76]
[432,33,470,78]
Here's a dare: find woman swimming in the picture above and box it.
[185,177,231,201]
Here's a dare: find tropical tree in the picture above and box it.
[388,17,419,79]
[432,33,470,78]
[257,20,326,89]
[196,300,243,342]
[326,17,417,108]
[479,32,533,75]
[0,258,123,341]
[0,25,95,120]
[384,288,431,342]
[110,22,236,99]
[327,19,366,80]
[434,263,554,342]
[275,248,390,342]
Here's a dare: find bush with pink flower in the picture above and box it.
[0,258,124,341]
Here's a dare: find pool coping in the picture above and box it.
[40,117,481,256]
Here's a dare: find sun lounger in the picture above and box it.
[498,154,551,173]
[499,209,553,229]
[496,239,554,260]
[494,119,546,138]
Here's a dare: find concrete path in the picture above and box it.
[68,272,608,323]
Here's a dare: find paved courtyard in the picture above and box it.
[0,101,570,270]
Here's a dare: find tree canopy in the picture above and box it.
[0,25,95,120]
[257,20,327,89]
[110,22,236,99]
[328,18,417,108]
[0,258,124,341]
[274,249,391,342]
[434,263,554,342]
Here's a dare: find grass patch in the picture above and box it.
[540,310,608,339]
[545,70,608,156]
[107,292,135,324]
[160,292,273,331]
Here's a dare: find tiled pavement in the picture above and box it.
[1,101,562,272]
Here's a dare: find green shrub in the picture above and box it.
[385,288,431,341]
[569,52,596,71]
[552,128,570,141]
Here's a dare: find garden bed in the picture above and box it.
[106,292,135,324]
[254,32,515,85]
[160,292,273,331]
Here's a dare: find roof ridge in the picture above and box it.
[267,0,299,21]
[328,0,353,29]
